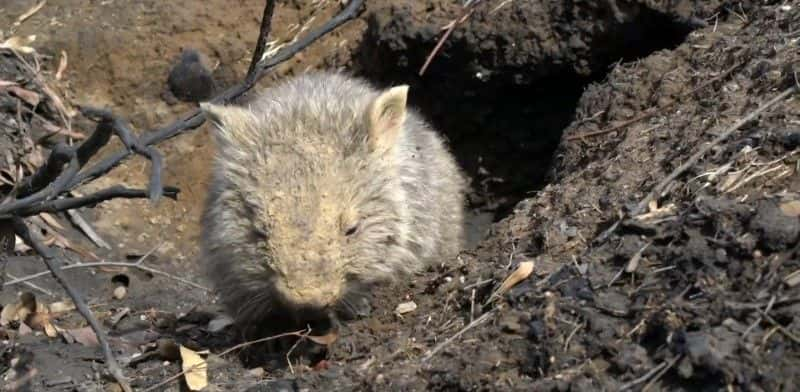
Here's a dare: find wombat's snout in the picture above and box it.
[274,255,345,311]
[284,284,341,309]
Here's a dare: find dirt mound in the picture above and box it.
[287,1,800,390]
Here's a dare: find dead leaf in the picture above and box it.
[6,85,41,107]
[492,260,535,300]
[0,35,37,53]
[394,301,417,315]
[308,330,338,345]
[0,80,17,88]
[48,300,76,314]
[1,302,19,326]
[39,212,65,231]
[180,345,208,391]
[55,50,68,80]
[43,321,58,337]
[780,200,800,217]
[784,269,800,287]
[39,120,86,140]
[66,326,99,346]
[26,311,51,331]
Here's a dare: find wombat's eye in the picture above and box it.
[252,227,268,240]
[344,223,359,236]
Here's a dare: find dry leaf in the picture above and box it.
[26,311,51,332]
[0,302,19,326]
[48,300,76,314]
[784,269,800,287]
[56,50,68,80]
[394,301,417,315]
[308,330,338,345]
[39,212,65,231]
[67,326,99,346]
[6,85,40,107]
[43,321,58,337]
[492,260,535,300]
[180,345,208,391]
[0,35,37,53]
[780,200,800,217]
[0,80,17,88]
[40,120,86,140]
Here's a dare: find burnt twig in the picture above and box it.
[78,106,165,202]
[246,0,277,81]
[13,185,179,217]
[11,218,132,392]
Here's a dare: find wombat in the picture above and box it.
[199,71,466,330]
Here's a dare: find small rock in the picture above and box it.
[166,49,215,103]
[527,319,546,342]
[595,291,630,314]
[777,128,800,149]
[112,286,127,300]
[248,367,266,378]
[749,199,800,251]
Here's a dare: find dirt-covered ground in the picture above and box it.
[1,0,799,390]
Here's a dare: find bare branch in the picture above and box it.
[10,185,179,218]
[247,0,277,80]
[78,106,165,202]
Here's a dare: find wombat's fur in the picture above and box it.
[199,72,466,327]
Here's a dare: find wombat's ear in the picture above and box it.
[199,102,255,143]
[366,85,409,153]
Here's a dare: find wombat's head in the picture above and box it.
[201,80,416,315]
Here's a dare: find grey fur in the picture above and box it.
[200,71,466,325]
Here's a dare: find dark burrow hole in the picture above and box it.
[352,6,698,248]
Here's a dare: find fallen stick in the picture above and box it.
[421,308,496,362]
[12,218,132,392]
[2,258,209,292]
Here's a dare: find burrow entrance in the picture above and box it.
[352,3,700,246]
